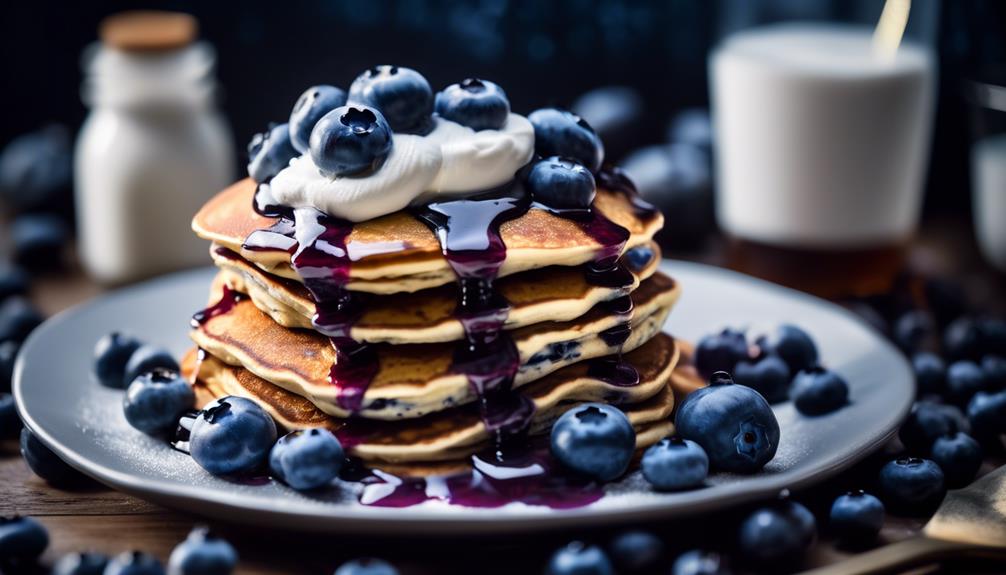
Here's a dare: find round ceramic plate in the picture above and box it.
[14,261,913,535]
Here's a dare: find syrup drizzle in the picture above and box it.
[190,285,245,328]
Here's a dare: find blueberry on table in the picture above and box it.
[247,123,298,184]
[693,328,749,378]
[310,106,394,178]
[0,296,44,344]
[757,324,819,374]
[571,86,644,160]
[671,550,732,575]
[0,124,73,212]
[53,551,109,575]
[11,213,69,272]
[982,355,1006,389]
[168,526,238,575]
[608,530,664,574]
[550,403,635,482]
[333,558,399,575]
[93,332,143,389]
[123,368,195,435]
[189,396,277,477]
[733,353,791,404]
[348,65,433,134]
[943,317,984,361]
[931,432,983,488]
[269,428,345,491]
[668,108,713,151]
[675,372,780,473]
[829,490,885,546]
[289,85,348,153]
[641,437,709,491]
[528,108,605,173]
[546,541,614,575]
[526,157,596,211]
[20,427,85,487]
[737,498,816,568]
[978,317,1006,356]
[0,392,22,439]
[435,78,510,131]
[966,390,1006,442]
[898,401,966,454]
[878,457,946,516]
[0,515,49,565]
[912,352,946,396]
[892,310,938,355]
[0,340,18,392]
[122,345,179,389]
[104,551,165,575]
[791,367,849,416]
[0,262,29,303]
[945,360,987,406]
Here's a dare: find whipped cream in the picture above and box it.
[270,113,534,222]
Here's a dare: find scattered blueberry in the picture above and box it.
[528,108,604,172]
[893,310,938,355]
[733,354,791,404]
[671,550,732,575]
[623,245,654,273]
[546,541,614,575]
[641,437,708,491]
[551,403,635,481]
[122,345,179,389]
[607,530,664,574]
[0,515,49,565]
[104,551,165,575]
[0,392,21,439]
[944,317,984,361]
[168,526,238,575]
[0,340,19,393]
[310,106,393,177]
[333,558,399,575]
[966,390,1006,441]
[0,296,44,344]
[668,108,713,151]
[526,157,596,210]
[675,372,780,473]
[435,78,510,131]
[0,262,29,303]
[189,396,277,476]
[11,214,68,272]
[737,497,816,568]
[912,352,946,396]
[571,86,644,160]
[348,65,433,134]
[931,432,983,488]
[269,428,344,491]
[878,458,946,515]
[978,317,1006,355]
[289,85,348,153]
[982,355,1006,389]
[53,551,109,575]
[829,490,885,546]
[757,324,819,374]
[0,124,73,212]
[693,328,749,378]
[20,427,84,486]
[945,360,986,406]
[791,367,849,416]
[123,369,195,435]
[247,123,298,184]
[899,401,966,454]
[93,332,143,389]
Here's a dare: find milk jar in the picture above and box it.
[75,13,234,284]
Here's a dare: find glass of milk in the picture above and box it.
[969,80,1006,273]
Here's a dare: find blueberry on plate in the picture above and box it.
[20,427,85,487]
[693,328,749,378]
[943,317,984,361]
[733,353,791,404]
[168,526,238,575]
[675,372,780,473]
[348,65,433,134]
[0,124,72,212]
[53,551,109,575]
[122,345,179,389]
[123,368,195,435]
[189,396,277,476]
[641,437,708,491]
[0,296,44,344]
[289,85,348,153]
[0,392,22,439]
[931,432,983,488]
[966,390,1006,442]
[546,541,614,575]
[333,558,399,575]
[892,310,938,355]
[528,108,605,173]
[551,403,635,482]
[623,245,654,274]
[0,515,49,565]
[247,123,299,184]
[269,428,345,491]
[878,457,946,516]
[607,530,664,574]
[898,401,966,454]
[757,324,819,374]
[829,490,885,546]
[435,78,510,131]
[11,213,68,272]
[93,332,143,389]
[737,497,816,568]
[0,262,30,302]
[982,355,1006,389]
[912,352,946,396]
[671,550,732,575]
[104,551,165,575]
[0,340,18,393]
[945,360,987,406]
[526,157,596,211]
[310,105,394,178]
[791,367,849,416]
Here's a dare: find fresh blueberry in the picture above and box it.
[931,432,983,488]
[168,526,238,575]
[571,86,644,160]
[899,401,966,454]
[966,390,1006,441]
[435,78,510,131]
[0,124,72,212]
[310,106,394,177]
[0,392,21,439]
[733,354,791,404]
[675,372,780,473]
[104,551,165,575]
[623,245,654,274]
[20,427,84,486]
[0,262,29,303]
[93,332,143,389]
[526,157,596,210]
[737,497,816,567]
[247,123,298,184]
[978,317,1006,356]
[0,340,18,393]
[269,428,344,491]
[791,367,849,416]
[945,360,987,406]
[123,369,195,436]
[0,296,44,344]
[608,530,664,574]
[944,317,984,361]
[668,108,713,152]
[189,396,277,476]
[829,490,885,546]
[641,437,708,491]
[893,310,938,354]
[0,515,48,565]
[348,65,433,134]
[982,355,1006,389]
[693,328,749,378]
[551,403,635,481]
[878,457,946,515]
[333,558,399,575]
[528,108,605,173]
[757,324,819,374]
[912,352,946,396]
[122,345,179,389]
[289,85,348,153]
[53,551,109,575]
[546,541,614,575]
[671,550,732,575]
[11,214,68,272]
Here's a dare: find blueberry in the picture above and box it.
[829,490,885,546]
[348,65,433,134]
[966,390,1006,441]
[0,262,29,303]
[931,432,983,488]
[670,550,732,575]
[122,345,179,389]
[53,551,109,575]
[899,401,966,454]
[551,403,635,481]
[93,332,143,389]
[623,245,654,274]
[546,541,614,575]
[0,515,48,565]
[571,86,644,160]
[675,372,780,473]
[945,360,986,406]
[333,558,399,575]
[693,328,749,378]
[982,355,1006,389]
[1,340,21,393]
[526,157,596,210]
[11,214,68,272]
[737,498,816,567]
[733,354,791,404]
[104,551,165,575]
[168,526,238,575]
[0,296,44,344]
[0,392,21,439]
[435,78,510,131]
[0,124,72,212]
[20,427,84,486]
[608,530,664,574]
[978,317,1006,356]
[123,369,195,435]
[310,106,394,177]
[878,457,946,515]
[893,310,938,354]
[912,352,946,396]
[247,123,298,184]
[668,108,713,152]
[289,85,348,153]
[944,317,984,361]
[791,367,849,416]
[189,396,277,476]
[528,108,605,172]
[269,428,344,491]
[641,437,708,491]
[757,324,818,374]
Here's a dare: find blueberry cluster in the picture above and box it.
[0,261,48,448]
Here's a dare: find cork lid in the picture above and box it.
[99,11,198,53]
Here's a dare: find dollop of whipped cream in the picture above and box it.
[269,113,534,222]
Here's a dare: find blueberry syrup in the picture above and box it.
[190,285,245,328]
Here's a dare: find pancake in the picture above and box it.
[192,179,664,294]
[190,272,681,419]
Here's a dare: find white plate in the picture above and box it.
[14,261,913,535]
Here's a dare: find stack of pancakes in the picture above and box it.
[185,176,698,470]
